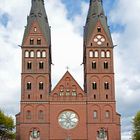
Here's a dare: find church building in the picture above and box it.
[16,0,121,139]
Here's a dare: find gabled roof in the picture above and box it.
[84,0,112,45]
[22,0,51,46]
[51,71,85,97]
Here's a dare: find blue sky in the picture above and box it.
[0,0,140,140]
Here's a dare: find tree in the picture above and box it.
[132,111,140,140]
[0,109,15,140]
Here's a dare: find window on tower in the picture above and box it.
[89,50,93,58]
[26,110,31,119]
[42,51,46,58]
[93,111,97,119]
[92,82,97,90]
[37,51,41,58]
[27,62,32,69]
[94,51,99,57]
[38,110,44,120]
[30,38,34,45]
[39,61,44,69]
[97,27,101,32]
[92,61,96,69]
[25,51,29,58]
[30,51,34,58]
[37,38,41,45]
[104,61,108,69]
[101,51,105,58]
[39,82,44,90]
[27,82,32,90]
[106,51,111,58]
[104,82,109,90]
[105,111,110,118]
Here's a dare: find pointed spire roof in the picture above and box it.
[84,0,112,45]
[22,0,51,46]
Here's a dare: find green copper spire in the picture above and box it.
[84,0,112,45]
[22,0,51,46]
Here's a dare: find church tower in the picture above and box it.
[84,0,121,139]
[16,0,121,140]
[16,0,51,139]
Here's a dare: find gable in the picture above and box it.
[51,71,85,97]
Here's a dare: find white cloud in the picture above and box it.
[0,0,140,139]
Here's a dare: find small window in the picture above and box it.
[37,51,41,58]
[37,38,41,45]
[39,62,44,69]
[106,94,108,99]
[105,111,110,118]
[101,51,105,58]
[93,111,97,119]
[66,90,70,96]
[92,82,97,90]
[27,62,32,69]
[30,51,34,58]
[106,51,111,58]
[89,51,93,58]
[91,43,93,46]
[94,94,96,99]
[40,94,42,99]
[28,94,30,99]
[30,38,34,45]
[92,61,96,69]
[26,110,31,119]
[25,51,29,58]
[38,110,44,120]
[34,27,37,32]
[72,90,77,96]
[104,61,108,69]
[97,27,101,32]
[39,82,44,90]
[104,82,109,90]
[42,51,46,58]
[94,51,98,58]
[27,82,31,90]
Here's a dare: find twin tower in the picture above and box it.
[16,0,121,140]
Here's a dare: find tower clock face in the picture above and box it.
[94,35,105,45]
[58,111,79,130]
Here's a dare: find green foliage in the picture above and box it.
[132,111,140,140]
[0,109,15,139]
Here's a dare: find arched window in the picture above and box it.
[105,111,110,118]
[104,82,109,90]
[106,51,111,58]
[92,82,97,90]
[104,61,108,69]
[30,38,34,45]
[93,111,97,119]
[27,61,32,69]
[39,61,44,69]
[94,51,98,58]
[37,51,41,58]
[101,51,105,58]
[27,82,32,90]
[30,51,34,58]
[25,51,29,58]
[92,61,96,69]
[42,51,46,58]
[26,110,31,119]
[38,110,44,120]
[39,82,44,90]
[37,38,41,45]
[89,51,93,58]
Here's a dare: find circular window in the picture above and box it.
[94,35,105,45]
[58,111,79,130]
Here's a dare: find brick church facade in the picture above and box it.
[16,0,121,139]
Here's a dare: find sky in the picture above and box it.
[0,0,140,139]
